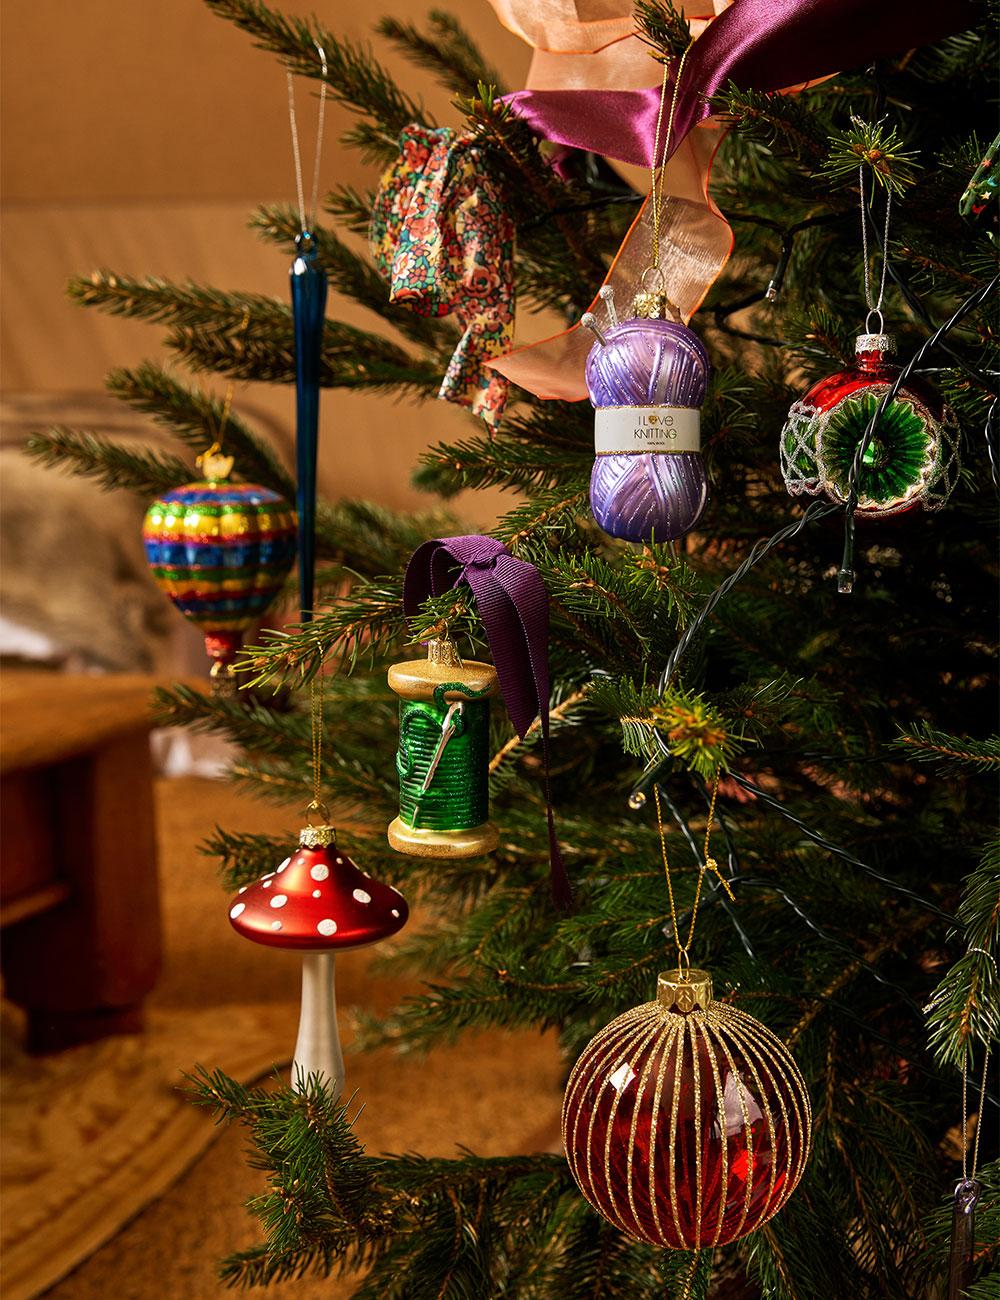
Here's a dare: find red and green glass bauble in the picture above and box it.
[562,969,812,1249]
[779,333,960,517]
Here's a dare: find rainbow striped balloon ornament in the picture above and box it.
[142,453,296,683]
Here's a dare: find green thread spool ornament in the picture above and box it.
[387,639,500,858]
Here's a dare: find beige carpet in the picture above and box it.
[1,777,563,1299]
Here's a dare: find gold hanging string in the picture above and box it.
[648,39,695,272]
[305,669,330,826]
[654,766,733,974]
[196,306,251,470]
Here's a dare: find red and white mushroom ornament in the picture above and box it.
[228,816,408,1095]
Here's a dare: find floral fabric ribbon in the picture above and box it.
[370,124,515,427]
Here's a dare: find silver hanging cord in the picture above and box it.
[962,1039,992,1185]
[286,44,329,235]
[858,161,893,336]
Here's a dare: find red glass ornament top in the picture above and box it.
[228,839,408,951]
[562,973,812,1249]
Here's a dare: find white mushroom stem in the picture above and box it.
[291,951,344,1096]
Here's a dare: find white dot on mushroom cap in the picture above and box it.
[270,894,287,909]
[353,888,371,905]
[238,886,247,894]
[310,864,329,882]
[317,919,337,937]
[277,857,291,873]
[262,879,272,888]
[391,908,400,918]
[271,920,282,931]
[230,903,246,919]
[312,890,321,898]
[335,857,343,864]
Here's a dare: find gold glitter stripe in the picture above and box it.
[707,1018,755,1242]
[690,1016,703,1250]
[664,1014,689,1247]
[717,1008,812,1212]
[603,1013,669,1236]
[691,1013,729,1249]
[643,1017,682,1247]
[713,1017,779,1227]
[624,1014,677,1239]
[724,1008,813,1186]
[564,1006,661,1236]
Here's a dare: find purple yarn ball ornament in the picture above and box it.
[584,287,711,543]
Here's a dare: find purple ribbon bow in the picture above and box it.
[404,534,571,909]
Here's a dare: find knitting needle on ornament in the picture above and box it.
[581,312,608,346]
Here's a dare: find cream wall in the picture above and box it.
[1,0,531,518]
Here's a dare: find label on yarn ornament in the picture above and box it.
[595,406,700,454]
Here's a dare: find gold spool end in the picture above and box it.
[388,650,499,701]
[658,968,713,1014]
[387,816,499,859]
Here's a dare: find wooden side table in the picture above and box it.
[1,673,162,1051]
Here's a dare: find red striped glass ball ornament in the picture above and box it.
[562,969,812,1249]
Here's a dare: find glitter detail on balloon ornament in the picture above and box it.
[142,454,295,685]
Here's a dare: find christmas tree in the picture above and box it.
[27,1,998,1295]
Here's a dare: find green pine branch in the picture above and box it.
[634,0,692,61]
[68,271,285,333]
[106,362,295,497]
[415,429,592,498]
[821,116,922,194]
[715,83,830,169]
[924,841,1000,1066]
[248,204,456,354]
[168,321,440,395]
[204,0,425,150]
[325,184,377,237]
[313,499,459,576]
[894,723,1000,772]
[376,11,507,98]
[24,427,192,496]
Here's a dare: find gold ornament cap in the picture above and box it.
[630,266,682,322]
[630,289,682,322]
[387,639,499,702]
[299,823,336,848]
[658,968,713,1014]
[197,449,235,482]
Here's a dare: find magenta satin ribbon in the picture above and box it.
[503,0,976,166]
[404,535,571,909]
